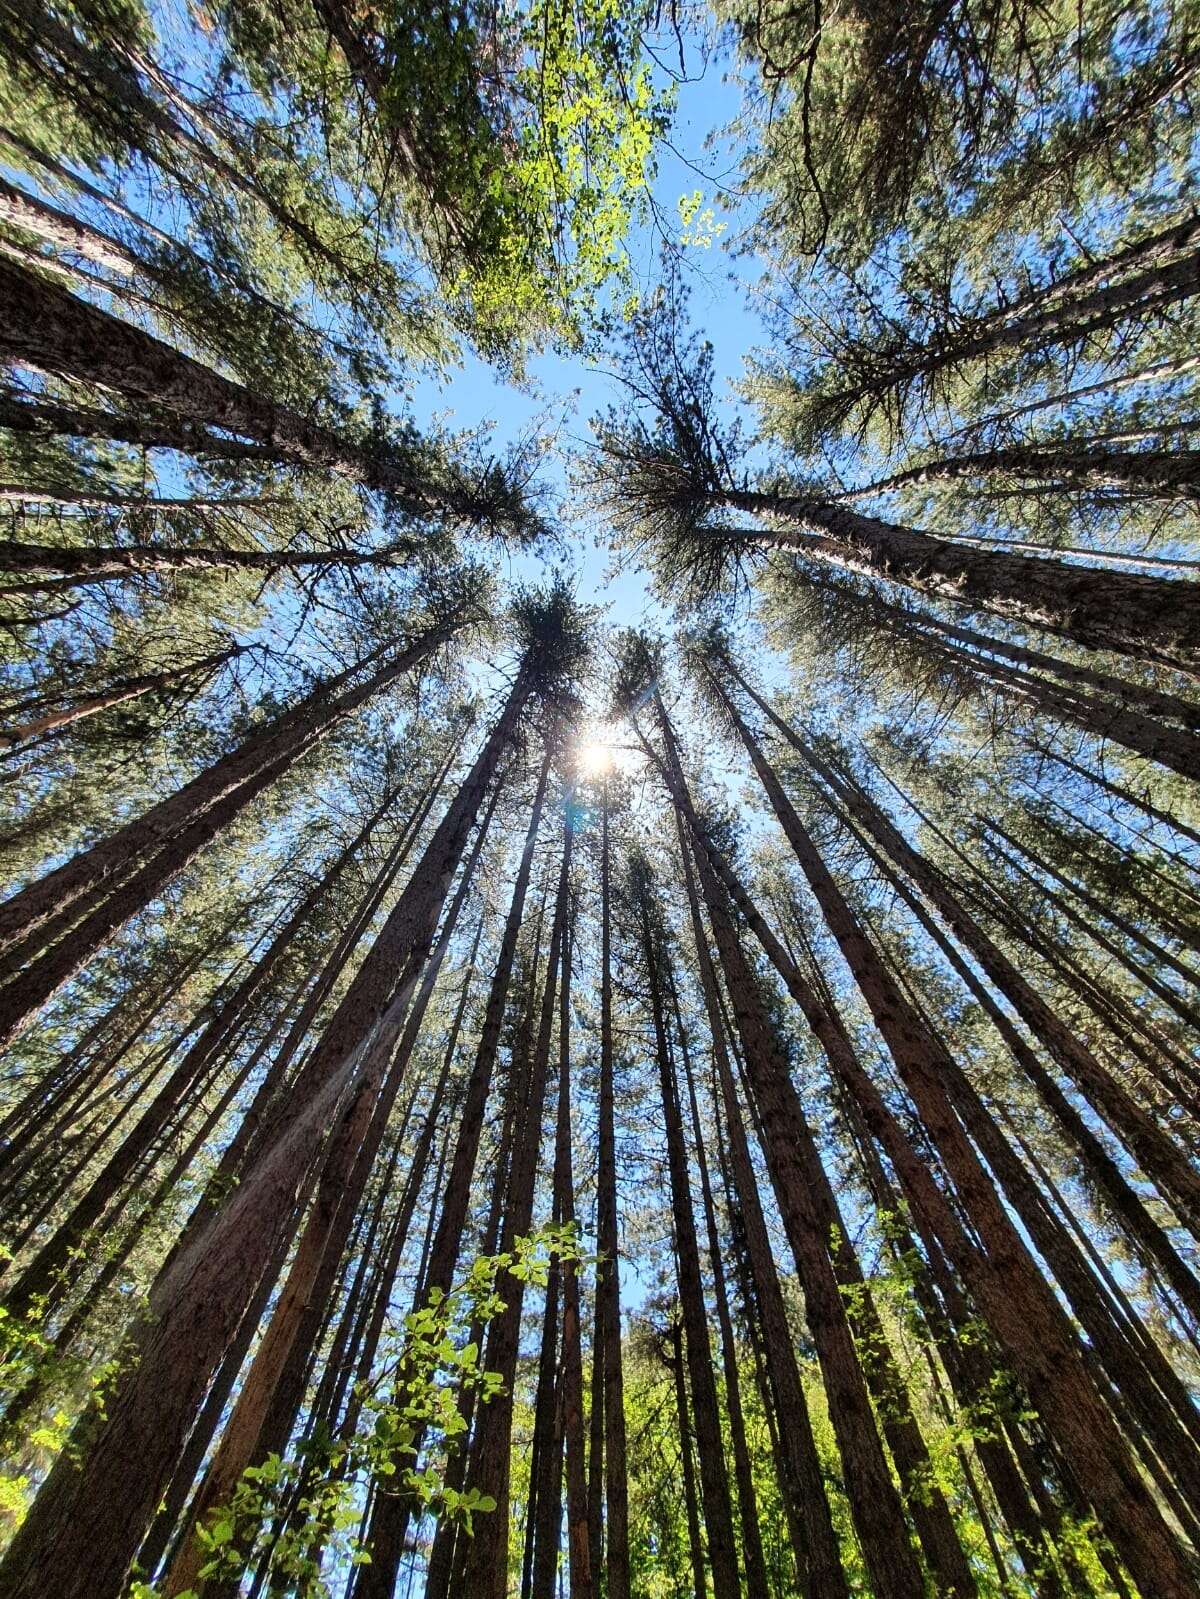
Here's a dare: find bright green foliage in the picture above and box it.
[125,1228,579,1599]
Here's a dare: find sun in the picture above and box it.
[576,737,614,777]
[575,720,619,778]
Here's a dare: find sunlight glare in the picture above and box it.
[577,738,614,777]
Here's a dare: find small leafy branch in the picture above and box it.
[129,1224,583,1599]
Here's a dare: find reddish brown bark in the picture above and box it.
[0,678,528,1599]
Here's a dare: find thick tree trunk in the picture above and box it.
[0,676,528,1599]
[727,486,1200,669]
[731,665,1200,1235]
[161,776,499,1598]
[0,534,421,592]
[697,669,1198,1595]
[0,257,492,515]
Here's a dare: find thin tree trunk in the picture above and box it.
[554,915,594,1599]
[842,442,1200,502]
[0,624,457,1051]
[459,811,573,1599]
[674,825,849,1599]
[595,780,631,1599]
[856,583,1200,735]
[651,717,925,1599]
[0,389,285,465]
[846,812,1200,1333]
[819,215,1200,418]
[0,645,240,748]
[670,966,771,1599]
[730,665,1200,1235]
[4,793,396,1319]
[669,1320,708,1599]
[633,864,741,1599]
[350,751,553,1598]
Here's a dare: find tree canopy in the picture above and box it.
[2,1,1200,1596]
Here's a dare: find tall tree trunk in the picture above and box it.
[3,791,397,1319]
[0,673,529,1599]
[730,663,1200,1237]
[669,1319,708,1599]
[818,214,1200,417]
[459,810,573,1599]
[426,940,537,1599]
[554,914,595,1599]
[669,965,771,1599]
[0,389,285,465]
[160,774,500,1598]
[0,534,422,592]
[844,441,1200,502]
[350,750,553,1598]
[850,580,1200,736]
[723,486,1200,670]
[650,718,925,1599]
[844,811,1200,1334]
[674,825,849,1599]
[595,780,631,1599]
[0,623,458,1049]
[0,645,240,749]
[694,667,1197,1595]
[0,257,492,514]
[632,862,741,1599]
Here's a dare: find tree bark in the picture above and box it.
[729,663,1200,1236]
[650,714,924,1598]
[0,625,456,1050]
[632,861,741,1599]
[0,534,422,593]
[674,825,849,1599]
[726,485,1200,670]
[458,811,572,1599]
[669,964,771,1599]
[844,442,1200,503]
[695,666,1197,1595]
[0,674,528,1599]
[350,751,552,1598]
[0,256,494,516]
[595,781,631,1599]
